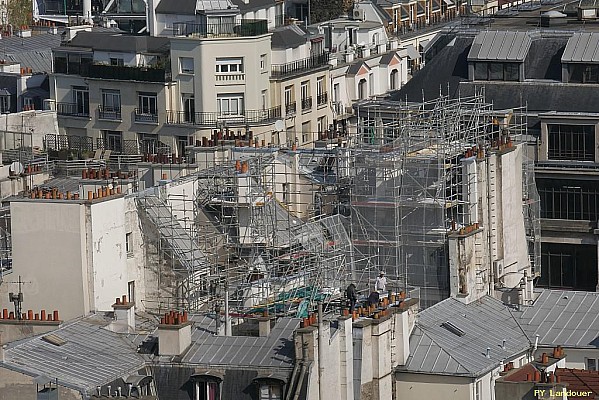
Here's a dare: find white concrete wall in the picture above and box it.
[90,197,128,312]
[5,200,89,320]
[395,372,473,400]
[0,110,59,150]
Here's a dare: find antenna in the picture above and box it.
[6,275,31,320]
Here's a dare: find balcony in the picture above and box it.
[301,97,313,111]
[317,92,328,106]
[271,52,330,79]
[86,64,170,83]
[56,102,89,118]
[98,106,122,121]
[215,73,246,84]
[135,109,158,123]
[165,106,281,126]
[285,102,296,115]
[172,19,268,38]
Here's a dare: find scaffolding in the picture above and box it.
[347,93,532,308]
[136,144,353,316]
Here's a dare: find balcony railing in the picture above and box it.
[98,106,122,121]
[271,52,330,79]
[135,109,158,123]
[285,102,296,115]
[56,102,89,117]
[215,73,245,83]
[317,93,328,106]
[166,106,281,126]
[172,19,268,38]
[301,97,313,111]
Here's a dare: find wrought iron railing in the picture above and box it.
[165,106,281,126]
[301,97,313,111]
[56,102,89,117]
[172,19,268,38]
[271,52,330,79]
[285,102,296,115]
[134,109,159,123]
[98,106,121,120]
[317,93,328,106]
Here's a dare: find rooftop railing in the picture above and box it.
[165,106,281,126]
[172,19,268,38]
[271,52,330,79]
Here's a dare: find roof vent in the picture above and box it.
[486,347,491,358]
[441,321,465,337]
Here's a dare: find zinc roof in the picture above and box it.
[516,290,599,348]
[562,32,599,63]
[401,296,531,377]
[468,31,532,62]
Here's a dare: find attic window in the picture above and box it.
[441,321,465,337]
[41,334,67,346]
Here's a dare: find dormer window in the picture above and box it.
[468,31,530,82]
[191,370,224,400]
[562,33,599,84]
[253,373,286,400]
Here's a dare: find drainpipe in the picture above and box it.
[317,302,324,400]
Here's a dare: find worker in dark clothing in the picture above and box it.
[346,283,358,313]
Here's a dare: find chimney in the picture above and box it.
[112,295,135,331]
[158,310,192,356]
[257,316,272,337]
[392,297,419,366]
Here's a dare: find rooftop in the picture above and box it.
[399,296,531,377]
[468,31,532,62]
[62,32,170,54]
[516,290,599,349]
[555,368,599,399]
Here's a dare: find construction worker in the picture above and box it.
[375,271,387,294]
[346,283,357,313]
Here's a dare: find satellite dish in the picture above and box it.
[274,119,284,132]
[9,162,23,175]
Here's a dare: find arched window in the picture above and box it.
[358,78,367,100]
[191,371,224,400]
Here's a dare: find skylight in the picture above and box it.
[41,334,67,346]
[441,321,465,337]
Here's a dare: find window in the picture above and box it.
[302,121,311,143]
[259,384,282,400]
[180,57,194,74]
[194,381,220,400]
[23,97,34,110]
[358,79,367,99]
[126,232,133,255]
[539,242,597,290]
[474,380,482,400]
[473,62,520,81]
[369,74,374,96]
[215,57,243,74]
[301,81,311,110]
[103,130,122,153]
[547,124,594,161]
[260,54,267,72]
[0,95,9,113]
[128,281,135,305]
[587,358,598,371]
[569,64,599,83]
[284,85,295,114]
[101,89,121,112]
[110,57,124,66]
[183,95,195,123]
[217,94,244,116]
[138,92,157,115]
[261,90,267,110]
[537,178,599,221]
[316,76,326,105]
[301,81,309,101]
[73,86,89,116]
[317,116,327,134]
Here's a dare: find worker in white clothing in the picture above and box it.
[375,271,387,294]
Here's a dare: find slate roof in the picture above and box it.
[183,317,300,368]
[468,31,532,62]
[155,0,197,14]
[1,318,147,394]
[516,290,599,349]
[562,32,599,63]
[400,296,531,377]
[271,26,308,49]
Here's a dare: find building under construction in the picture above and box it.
[0,93,539,321]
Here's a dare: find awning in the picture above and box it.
[253,372,288,384]
[405,45,420,60]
